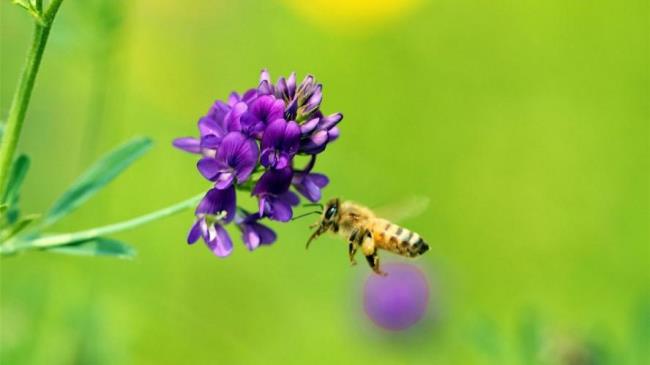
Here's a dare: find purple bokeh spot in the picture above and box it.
[363,263,429,331]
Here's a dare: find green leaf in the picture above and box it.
[12,0,32,10]
[2,155,30,225]
[12,0,45,25]
[45,237,136,259]
[43,137,152,227]
[2,154,30,207]
[0,204,9,231]
[0,213,39,241]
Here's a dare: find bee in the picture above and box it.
[305,198,429,275]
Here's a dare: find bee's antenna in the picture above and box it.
[302,203,324,210]
[291,211,322,221]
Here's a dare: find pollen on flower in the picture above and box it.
[174,70,343,257]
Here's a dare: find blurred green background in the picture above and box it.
[1,0,648,364]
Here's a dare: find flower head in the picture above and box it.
[174,70,343,257]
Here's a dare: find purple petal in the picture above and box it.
[293,173,329,202]
[233,139,259,183]
[310,173,329,188]
[214,172,234,190]
[283,121,301,153]
[320,113,343,130]
[220,186,237,223]
[206,101,230,126]
[304,85,322,112]
[217,133,250,167]
[310,130,328,146]
[173,137,201,153]
[253,167,293,196]
[205,225,233,257]
[226,102,248,132]
[216,132,258,183]
[255,223,276,244]
[285,99,298,120]
[240,113,264,137]
[258,80,273,95]
[287,72,296,96]
[260,149,276,168]
[197,158,221,180]
[260,69,271,83]
[228,92,240,106]
[261,119,289,150]
[270,199,292,222]
[250,95,285,125]
[201,219,214,241]
[299,142,327,155]
[195,186,236,223]
[258,196,268,216]
[187,219,202,244]
[275,153,290,170]
[200,135,221,150]
[276,77,288,99]
[279,190,300,206]
[300,118,320,135]
[241,89,258,103]
[199,116,227,138]
[243,225,261,250]
[328,127,340,142]
[298,75,314,92]
[294,181,320,202]
[243,221,276,248]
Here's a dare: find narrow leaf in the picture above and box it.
[45,237,136,258]
[0,213,39,241]
[44,137,152,227]
[12,0,32,10]
[2,155,30,206]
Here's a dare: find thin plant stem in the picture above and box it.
[0,0,64,198]
[2,193,203,254]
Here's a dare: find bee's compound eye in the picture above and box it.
[325,206,337,220]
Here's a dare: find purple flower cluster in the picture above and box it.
[173,70,342,257]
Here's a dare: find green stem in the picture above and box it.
[2,193,203,254]
[0,0,64,199]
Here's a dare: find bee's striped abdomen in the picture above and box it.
[373,220,429,257]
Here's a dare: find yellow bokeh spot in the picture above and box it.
[284,0,423,34]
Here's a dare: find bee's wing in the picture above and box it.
[372,195,430,223]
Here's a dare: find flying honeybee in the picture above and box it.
[304,197,429,275]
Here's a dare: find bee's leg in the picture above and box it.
[306,224,326,249]
[364,251,386,276]
[348,229,359,265]
[348,243,358,265]
[360,230,387,276]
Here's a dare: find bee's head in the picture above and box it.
[305,198,340,249]
[322,198,341,225]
